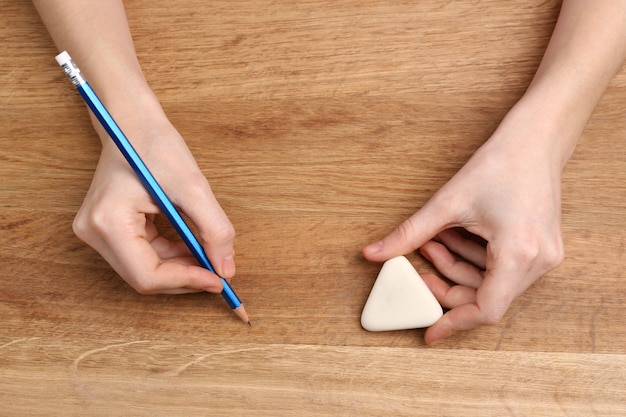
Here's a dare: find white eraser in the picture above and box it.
[361,256,443,332]
[55,50,72,67]
[55,51,85,86]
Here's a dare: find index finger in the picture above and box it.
[363,195,455,262]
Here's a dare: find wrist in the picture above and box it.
[491,92,582,171]
[90,85,171,151]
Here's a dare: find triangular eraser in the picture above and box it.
[361,256,443,331]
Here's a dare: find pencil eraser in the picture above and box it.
[361,256,443,332]
[55,51,72,67]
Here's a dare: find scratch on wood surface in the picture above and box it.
[589,296,604,354]
[0,337,38,349]
[494,297,533,351]
[70,340,150,374]
[497,390,517,416]
[157,346,275,377]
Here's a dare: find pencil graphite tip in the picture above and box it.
[233,304,250,326]
[247,321,252,327]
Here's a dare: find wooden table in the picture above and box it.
[2,1,625,415]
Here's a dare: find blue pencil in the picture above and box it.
[55,51,250,326]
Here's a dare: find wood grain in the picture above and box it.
[1,0,625,415]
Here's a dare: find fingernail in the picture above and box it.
[364,240,383,255]
[221,255,236,278]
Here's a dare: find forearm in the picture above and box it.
[32,0,166,146]
[498,0,626,168]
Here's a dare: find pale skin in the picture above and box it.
[33,0,236,295]
[33,1,626,343]
[364,1,626,344]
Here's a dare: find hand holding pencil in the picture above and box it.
[56,51,248,323]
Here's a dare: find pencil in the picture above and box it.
[55,51,250,326]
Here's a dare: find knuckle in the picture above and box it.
[394,219,417,243]
[513,240,541,268]
[482,310,506,326]
[541,237,565,272]
[72,211,90,241]
[131,276,159,295]
[494,227,541,271]
[181,172,212,200]
[72,205,115,243]
[477,294,514,327]
[501,224,565,274]
[205,221,236,246]
[480,306,508,326]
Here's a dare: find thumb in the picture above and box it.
[363,198,452,262]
